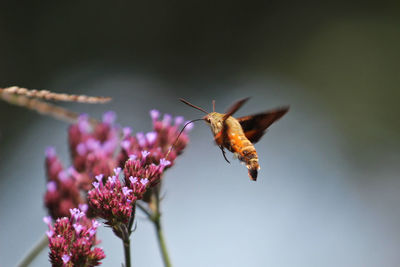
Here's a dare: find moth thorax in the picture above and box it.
[206,112,224,135]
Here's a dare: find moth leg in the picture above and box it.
[219,145,230,164]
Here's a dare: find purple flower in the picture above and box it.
[123,152,171,197]
[174,116,184,126]
[141,150,150,159]
[45,209,105,266]
[79,204,88,213]
[117,110,190,172]
[44,150,84,220]
[160,158,171,167]
[122,187,132,196]
[162,114,172,126]
[76,143,87,156]
[108,175,117,185]
[92,220,101,230]
[43,216,52,226]
[92,181,100,189]
[102,111,116,124]
[62,254,70,264]
[95,174,104,183]
[70,208,85,221]
[73,223,83,234]
[114,167,122,176]
[136,132,146,147]
[58,170,69,182]
[140,178,149,186]
[45,147,57,158]
[146,131,157,144]
[150,109,160,120]
[88,174,137,225]
[77,114,91,133]
[47,181,57,192]
[121,140,131,150]
[129,176,138,184]
[46,230,54,238]
[86,138,101,151]
[123,127,132,138]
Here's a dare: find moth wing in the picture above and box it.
[223,98,249,120]
[237,107,289,143]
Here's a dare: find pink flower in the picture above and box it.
[45,112,122,220]
[88,169,137,225]
[68,113,119,180]
[117,110,190,168]
[44,208,105,267]
[44,151,84,220]
[123,152,171,192]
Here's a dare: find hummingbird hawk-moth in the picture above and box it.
[180,98,289,181]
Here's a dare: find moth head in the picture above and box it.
[203,112,224,135]
[203,114,212,124]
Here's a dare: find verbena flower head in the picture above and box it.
[123,151,171,193]
[44,208,105,267]
[45,111,121,219]
[118,110,191,168]
[87,168,137,226]
[68,113,119,189]
[45,147,64,181]
[44,148,85,219]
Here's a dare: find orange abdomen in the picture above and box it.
[226,131,260,181]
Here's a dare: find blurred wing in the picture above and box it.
[223,98,249,120]
[237,107,289,143]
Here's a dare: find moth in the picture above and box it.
[180,98,289,181]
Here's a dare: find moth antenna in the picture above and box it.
[212,100,215,112]
[179,98,209,114]
[165,118,204,159]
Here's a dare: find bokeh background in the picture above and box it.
[1,1,400,266]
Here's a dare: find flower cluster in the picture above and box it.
[44,112,121,220]
[87,152,171,225]
[44,207,105,267]
[118,110,191,168]
[44,147,85,219]
[44,110,191,264]
[123,151,171,191]
[68,112,119,191]
[88,168,137,225]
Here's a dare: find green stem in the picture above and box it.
[17,235,48,267]
[123,238,131,267]
[152,188,172,267]
[154,218,172,267]
[119,224,131,267]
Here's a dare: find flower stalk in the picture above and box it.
[123,238,131,267]
[152,190,172,267]
[119,223,132,267]
[17,235,48,267]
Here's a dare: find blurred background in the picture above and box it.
[1,1,400,266]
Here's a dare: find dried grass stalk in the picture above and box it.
[0,92,98,124]
[0,86,111,103]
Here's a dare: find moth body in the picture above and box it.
[204,112,260,180]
